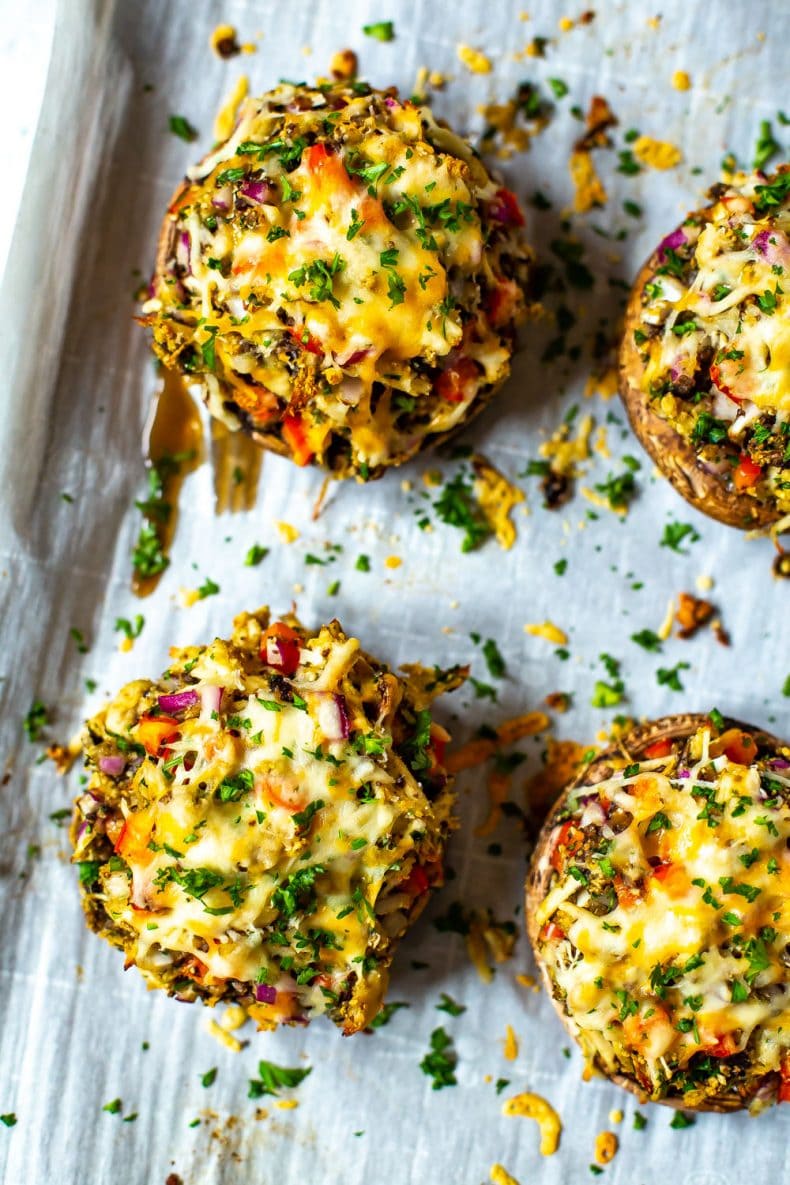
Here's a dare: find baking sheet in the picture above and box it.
[1,1,789,1182]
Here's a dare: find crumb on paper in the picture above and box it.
[696,573,714,592]
[545,691,571,713]
[423,469,442,487]
[575,95,618,152]
[594,1130,619,1165]
[675,591,715,639]
[213,75,249,143]
[384,555,402,569]
[657,596,675,641]
[473,454,525,550]
[647,14,661,28]
[502,1092,562,1156]
[632,135,683,169]
[330,48,357,79]
[584,365,618,400]
[516,973,539,992]
[525,621,568,645]
[466,910,518,983]
[276,521,300,544]
[478,81,550,157]
[609,1109,623,1125]
[179,587,201,609]
[205,1018,243,1052]
[220,1004,248,1032]
[672,69,691,90]
[527,738,587,813]
[457,44,492,74]
[490,1165,520,1185]
[503,1024,519,1061]
[476,768,512,836]
[446,712,550,773]
[558,16,574,31]
[569,150,607,213]
[46,737,82,775]
[539,413,593,476]
[401,479,413,492]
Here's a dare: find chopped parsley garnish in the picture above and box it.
[669,1112,695,1129]
[656,662,690,692]
[369,1001,409,1029]
[245,544,269,566]
[201,1068,217,1088]
[436,993,466,1016]
[168,114,198,142]
[216,770,254,802]
[631,629,662,652]
[660,521,699,552]
[482,638,506,679]
[433,473,490,552]
[115,615,145,641]
[271,864,326,918]
[362,20,394,40]
[0,1114,17,1128]
[691,411,729,446]
[248,1060,312,1099]
[420,1027,457,1090]
[753,119,780,171]
[23,700,49,742]
[595,469,637,512]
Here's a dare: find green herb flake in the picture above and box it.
[419,1026,458,1090]
[169,114,198,142]
[248,1060,312,1099]
[362,20,394,40]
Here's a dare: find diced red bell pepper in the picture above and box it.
[401,863,430,897]
[260,621,301,676]
[136,715,180,757]
[435,357,480,403]
[550,820,584,872]
[723,730,757,765]
[490,187,525,227]
[288,326,323,355]
[709,362,742,404]
[733,453,763,491]
[643,737,673,760]
[708,1033,738,1059]
[281,413,314,466]
[779,1056,790,1102]
[541,921,566,941]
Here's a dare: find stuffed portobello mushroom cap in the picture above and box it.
[71,608,465,1034]
[527,713,790,1112]
[141,80,535,480]
[620,168,790,530]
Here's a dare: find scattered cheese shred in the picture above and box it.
[657,596,676,640]
[213,74,250,143]
[446,712,550,773]
[503,1092,562,1156]
[457,44,493,74]
[276,1099,299,1110]
[594,1130,619,1165]
[524,621,568,645]
[205,1018,243,1052]
[473,454,525,550]
[558,15,574,31]
[276,521,300,543]
[632,135,683,170]
[609,1109,624,1125]
[179,587,201,608]
[503,1024,519,1061]
[569,150,608,213]
[696,573,714,592]
[466,912,517,983]
[384,555,402,569]
[476,768,512,836]
[490,1165,520,1185]
[539,413,593,475]
[672,70,691,91]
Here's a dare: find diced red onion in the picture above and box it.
[239,179,275,205]
[657,227,686,261]
[385,96,401,109]
[579,801,606,828]
[337,346,372,367]
[98,754,126,777]
[212,184,233,211]
[752,228,790,266]
[769,757,790,770]
[678,769,691,779]
[254,983,278,1004]
[76,820,89,842]
[200,685,223,716]
[316,693,349,741]
[77,791,102,815]
[266,635,299,674]
[158,689,200,713]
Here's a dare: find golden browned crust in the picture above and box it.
[526,713,785,1112]
[619,256,781,531]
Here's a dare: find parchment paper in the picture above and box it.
[1,2,789,1183]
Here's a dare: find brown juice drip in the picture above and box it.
[132,368,204,598]
[210,418,264,514]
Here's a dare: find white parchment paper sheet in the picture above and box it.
[1,1,789,1182]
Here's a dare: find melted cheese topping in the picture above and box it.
[537,723,790,1104]
[635,170,790,510]
[145,82,533,478]
[73,612,459,1033]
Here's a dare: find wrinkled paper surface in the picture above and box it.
[1,1,789,1182]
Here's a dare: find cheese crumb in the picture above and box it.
[672,70,691,91]
[584,366,618,400]
[400,479,413,492]
[503,1024,519,1061]
[594,1131,619,1165]
[384,555,402,569]
[119,635,134,652]
[276,521,300,543]
[503,1092,562,1156]
[220,1004,247,1032]
[525,621,568,645]
[569,150,608,213]
[457,44,493,73]
[276,1099,299,1110]
[632,135,683,170]
[179,587,201,609]
[490,1166,520,1185]
[558,16,574,30]
[609,1109,623,1125]
[696,573,714,592]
